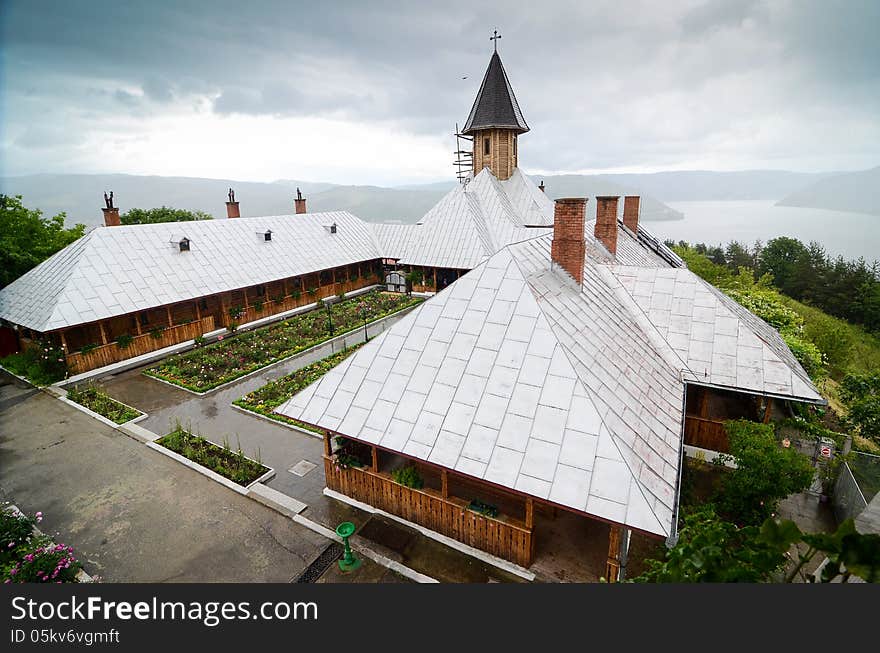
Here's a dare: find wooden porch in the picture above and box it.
[684,384,774,453]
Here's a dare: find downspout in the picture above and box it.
[667,377,690,547]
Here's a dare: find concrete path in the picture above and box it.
[0,373,330,582]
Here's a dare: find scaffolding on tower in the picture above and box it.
[453,122,473,183]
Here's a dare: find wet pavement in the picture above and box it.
[76,311,542,582]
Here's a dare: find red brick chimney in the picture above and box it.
[101,190,120,226]
[226,187,240,219]
[294,187,307,214]
[623,196,640,234]
[595,196,619,255]
[551,198,587,284]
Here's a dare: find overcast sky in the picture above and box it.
[2,0,878,185]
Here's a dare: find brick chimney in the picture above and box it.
[595,196,619,256]
[226,187,240,219]
[623,196,640,234]
[294,187,307,214]
[101,190,120,226]
[550,198,587,284]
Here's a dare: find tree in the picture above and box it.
[0,195,85,287]
[840,373,880,443]
[120,206,213,225]
[758,236,810,298]
[715,420,815,526]
[632,505,791,582]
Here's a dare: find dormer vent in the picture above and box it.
[263,230,272,242]
[178,237,191,252]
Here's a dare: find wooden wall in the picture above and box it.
[325,456,534,567]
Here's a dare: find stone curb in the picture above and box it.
[229,403,322,439]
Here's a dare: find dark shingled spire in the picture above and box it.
[462,51,529,135]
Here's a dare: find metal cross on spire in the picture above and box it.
[490,29,501,52]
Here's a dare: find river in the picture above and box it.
[645,200,880,263]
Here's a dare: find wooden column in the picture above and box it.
[371,446,378,473]
[605,525,622,583]
[59,330,68,353]
[194,301,201,322]
[282,278,289,298]
[433,268,437,290]
[166,306,173,327]
[323,431,332,457]
[134,316,142,336]
[698,386,709,418]
[525,498,534,529]
[98,322,108,345]
[763,398,774,424]
[441,470,449,499]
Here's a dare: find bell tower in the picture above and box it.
[461,33,529,181]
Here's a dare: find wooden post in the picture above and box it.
[605,525,622,583]
[698,387,709,418]
[98,322,108,345]
[323,431,332,458]
[525,498,534,529]
[441,469,449,498]
[763,397,774,424]
[433,267,437,290]
[371,446,378,473]
[59,330,68,353]
[194,301,201,322]
[282,278,289,298]
[134,316,142,336]
[166,306,173,327]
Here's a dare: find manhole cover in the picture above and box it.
[289,460,317,477]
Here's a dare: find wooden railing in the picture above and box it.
[228,279,376,326]
[66,317,215,374]
[324,457,534,567]
[684,415,729,452]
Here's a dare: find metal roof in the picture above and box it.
[611,265,823,402]
[462,51,529,135]
[0,212,381,332]
[277,244,681,537]
[374,168,553,269]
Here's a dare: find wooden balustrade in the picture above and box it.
[65,316,215,374]
[227,279,374,326]
[684,415,729,452]
[324,456,534,567]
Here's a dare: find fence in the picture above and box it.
[65,317,215,374]
[833,459,869,524]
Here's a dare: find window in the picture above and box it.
[199,299,208,311]
[139,313,149,327]
[484,138,490,155]
[513,137,517,157]
[264,230,272,242]
[256,284,266,297]
[179,238,190,252]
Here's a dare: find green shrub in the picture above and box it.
[253,300,264,313]
[715,420,815,526]
[840,373,880,443]
[79,343,98,354]
[149,327,165,339]
[1,339,68,385]
[193,335,205,347]
[66,385,141,424]
[115,333,133,349]
[228,306,244,320]
[781,332,824,379]
[391,466,423,489]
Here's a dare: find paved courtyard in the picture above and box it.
[0,372,330,582]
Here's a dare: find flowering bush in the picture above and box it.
[1,506,82,584]
[0,339,68,385]
[148,290,420,391]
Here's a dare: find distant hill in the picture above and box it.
[533,175,681,221]
[0,172,684,227]
[776,166,880,216]
[597,170,832,201]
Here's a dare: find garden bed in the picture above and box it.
[2,506,83,584]
[145,290,420,392]
[65,386,143,424]
[155,426,270,487]
[233,344,363,433]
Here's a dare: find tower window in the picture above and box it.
[484,138,490,155]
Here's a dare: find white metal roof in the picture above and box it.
[612,265,823,402]
[374,168,553,269]
[277,244,682,537]
[0,212,381,332]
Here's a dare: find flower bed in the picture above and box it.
[145,290,420,392]
[233,345,363,433]
[156,425,269,486]
[2,505,82,583]
[66,385,142,424]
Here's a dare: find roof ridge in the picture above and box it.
[506,249,673,535]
